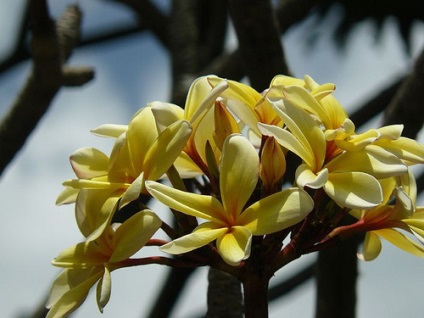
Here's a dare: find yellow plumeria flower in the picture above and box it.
[286,76,424,164]
[151,76,230,174]
[259,99,408,209]
[355,187,424,261]
[46,210,161,317]
[145,134,314,266]
[208,76,283,139]
[326,171,424,260]
[62,105,192,208]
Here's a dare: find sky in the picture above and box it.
[1,1,424,318]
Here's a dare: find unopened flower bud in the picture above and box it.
[260,136,286,191]
[213,100,239,151]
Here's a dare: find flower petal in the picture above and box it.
[160,222,227,254]
[295,164,328,189]
[52,241,109,269]
[209,77,261,110]
[143,120,192,181]
[272,99,326,170]
[326,146,407,178]
[96,264,111,312]
[126,107,158,172]
[145,181,226,223]
[259,123,314,168]
[70,147,109,179]
[56,187,79,205]
[216,226,252,266]
[46,268,103,318]
[324,172,383,209]
[119,172,145,208]
[239,188,314,235]
[220,134,259,217]
[173,152,203,178]
[63,178,128,190]
[76,189,120,240]
[375,137,424,165]
[109,210,162,262]
[150,101,184,132]
[376,228,424,257]
[282,85,331,128]
[335,129,379,151]
[90,124,127,138]
[187,77,229,129]
[358,232,382,261]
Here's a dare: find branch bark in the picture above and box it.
[314,228,362,318]
[383,48,424,137]
[0,3,93,177]
[227,0,289,89]
[206,268,243,318]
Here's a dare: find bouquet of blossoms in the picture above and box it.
[47,75,424,317]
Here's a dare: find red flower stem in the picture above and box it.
[160,220,179,239]
[145,238,168,246]
[119,256,200,269]
[269,239,302,273]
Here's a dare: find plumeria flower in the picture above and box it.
[46,210,161,317]
[208,75,335,141]
[286,76,424,163]
[151,76,230,174]
[208,76,285,141]
[259,99,409,209]
[331,176,424,260]
[61,105,192,208]
[145,134,314,266]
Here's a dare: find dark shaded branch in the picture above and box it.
[196,1,228,68]
[0,3,30,73]
[0,3,93,177]
[169,1,228,104]
[206,268,243,318]
[169,0,202,104]
[275,0,319,33]
[383,48,424,138]
[227,0,289,90]
[349,77,404,127]
[314,217,362,318]
[416,170,424,195]
[190,0,318,82]
[201,50,245,81]
[0,23,146,73]
[113,0,169,47]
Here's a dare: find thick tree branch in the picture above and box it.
[113,0,169,47]
[227,0,289,90]
[169,0,202,104]
[314,216,362,318]
[206,268,243,318]
[0,4,30,73]
[275,0,319,33]
[350,77,404,126]
[0,3,93,177]
[383,48,424,137]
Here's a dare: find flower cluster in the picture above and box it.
[48,75,424,317]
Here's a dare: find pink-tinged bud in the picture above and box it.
[213,100,240,151]
[260,136,286,191]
